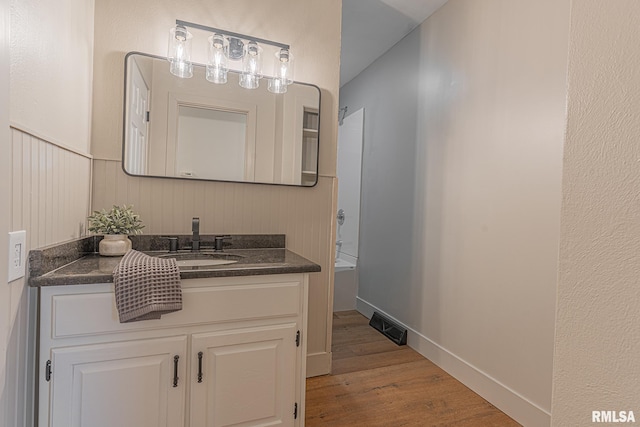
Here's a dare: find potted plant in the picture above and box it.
[88,205,144,256]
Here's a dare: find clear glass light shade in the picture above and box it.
[206,34,228,84]
[274,48,294,85]
[168,25,193,78]
[239,73,260,90]
[239,41,262,89]
[268,77,287,94]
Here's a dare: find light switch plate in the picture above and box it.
[8,230,27,282]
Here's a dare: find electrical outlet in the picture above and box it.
[8,231,27,282]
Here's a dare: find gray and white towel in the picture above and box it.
[113,249,182,323]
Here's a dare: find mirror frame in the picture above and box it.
[121,51,321,187]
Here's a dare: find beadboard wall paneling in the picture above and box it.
[8,127,93,426]
[11,127,93,248]
[92,159,336,373]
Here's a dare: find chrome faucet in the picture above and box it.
[192,217,200,251]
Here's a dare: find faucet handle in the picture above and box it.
[167,237,179,253]
[213,235,232,251]
[160,236,179,252]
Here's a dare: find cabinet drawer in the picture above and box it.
[45,277,302,340]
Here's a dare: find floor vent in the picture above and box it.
[369,312,407,346]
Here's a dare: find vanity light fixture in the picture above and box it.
[168,20,295,93]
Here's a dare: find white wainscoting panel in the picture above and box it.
[8,126,93,427]
[11,127,92,248]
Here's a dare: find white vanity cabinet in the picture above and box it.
[37,274,309,427]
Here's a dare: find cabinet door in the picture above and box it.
[190,324,299,427]
[47,336,187,427]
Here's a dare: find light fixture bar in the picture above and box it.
[176,20,290,50]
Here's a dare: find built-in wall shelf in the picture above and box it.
[301,109,319,185]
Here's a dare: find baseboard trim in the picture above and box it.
[306,351,332,378]
[356,297,551,427]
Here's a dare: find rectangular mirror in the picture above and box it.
[123,52,320,186]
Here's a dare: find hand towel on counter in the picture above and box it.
[113,249,182,323]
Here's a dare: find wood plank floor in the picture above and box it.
[305,311,520,426]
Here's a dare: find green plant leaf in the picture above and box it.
[87,205,145,235]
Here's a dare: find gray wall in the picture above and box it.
[339,1,570,424]
[340,28,422,321]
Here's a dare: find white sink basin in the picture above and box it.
[175,259,238,267]
[157,252,243,269]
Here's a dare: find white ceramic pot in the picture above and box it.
[99,235,132,256]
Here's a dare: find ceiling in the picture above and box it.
[340,0,448,86]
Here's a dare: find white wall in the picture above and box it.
[10,0,94,153]
[552,1,640,424]
[340,1,569,425]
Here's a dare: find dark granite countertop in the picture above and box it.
[28,235,321,287]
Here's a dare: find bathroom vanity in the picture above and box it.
[29,235,320,427]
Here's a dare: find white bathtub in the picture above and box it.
[335,257,356,272]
